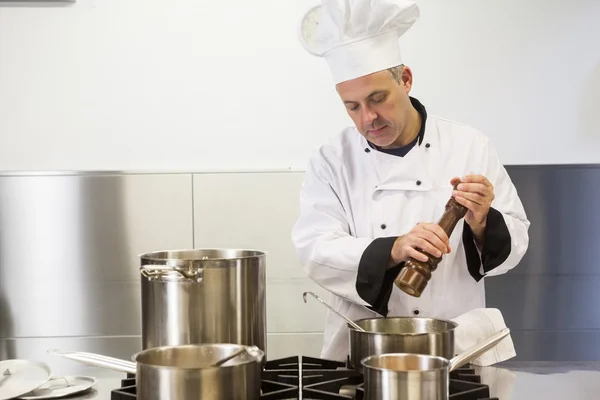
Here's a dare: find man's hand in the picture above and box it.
[451,175,495,237]
[389,223,451,266]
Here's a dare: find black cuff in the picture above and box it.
[355,237,403,317]
[463,207,512,281]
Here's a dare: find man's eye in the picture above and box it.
[372,96,384,103]
[348,105,359,111]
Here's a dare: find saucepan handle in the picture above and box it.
[48,349,137,375]
[448,328,511,372]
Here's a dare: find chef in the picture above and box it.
[292,0,530,362]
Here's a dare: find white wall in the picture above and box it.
[0,0,598,171]
[0,0,598,365]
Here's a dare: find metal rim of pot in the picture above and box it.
[360,353,449,373]
[348,316,458,337]
[138,248,267,263]
[133,344,265,371]
[139,249,267,282]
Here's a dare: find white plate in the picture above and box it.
[19,375,97,399]
[0,360,51,400]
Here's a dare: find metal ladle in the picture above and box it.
[302,291,366,332]
[209,345,261,367]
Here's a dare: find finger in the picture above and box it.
[405,246,429,263]
[420,223,450,245]
[419,224,451,253]
[454,195,483,215]
[461,174,492,187]
[456,182,490,197]
[453,190,485,206]
[412,237,445,258]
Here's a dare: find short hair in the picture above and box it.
[387,64,405,83]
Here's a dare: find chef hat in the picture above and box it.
[299,0,420,84]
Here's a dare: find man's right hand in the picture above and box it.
[389,223,451,266]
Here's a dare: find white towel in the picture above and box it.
[450,308,516,366]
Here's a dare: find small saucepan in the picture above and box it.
[361,328,510,400]
[349,315,457,373]
[303,291,457,372]
[51,343,264,400]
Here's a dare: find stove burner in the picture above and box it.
[110,356,497,400]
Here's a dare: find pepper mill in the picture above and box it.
[393,181,468,297]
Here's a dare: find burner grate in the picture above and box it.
[109,374,297,400]
[110,375,136,400]
[110,355,498,400]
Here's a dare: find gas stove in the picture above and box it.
[110,355,498,399]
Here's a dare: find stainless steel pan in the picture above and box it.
[349,316,457,372]
[361,328,510,400]
[303,292,457,372]
[51,343,264,400]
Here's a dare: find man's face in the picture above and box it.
[335,67,413,149]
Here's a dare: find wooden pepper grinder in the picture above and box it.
[393,180,468,297]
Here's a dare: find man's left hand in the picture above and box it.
[450,175,495,233]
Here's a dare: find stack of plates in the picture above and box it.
[0,359,97,400]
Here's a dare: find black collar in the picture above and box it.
[410,96,428,146]
[367,96,428,157]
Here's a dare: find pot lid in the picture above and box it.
[19,375,98,399]
[0,359,51,400]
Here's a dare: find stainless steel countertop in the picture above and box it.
[473,361,600,399]
[51,361,600,399]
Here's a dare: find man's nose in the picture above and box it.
[361,107,377,126]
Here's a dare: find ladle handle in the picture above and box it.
[210,346,260,367]
[448,328,511,372]
[302,291,365,332]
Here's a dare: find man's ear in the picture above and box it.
[401,65,414,93]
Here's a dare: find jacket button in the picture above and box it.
[413,309,420,315]
[380,224,386,229]
[416,180,422,186]
[365,148,371,153]
[425,143,431,148]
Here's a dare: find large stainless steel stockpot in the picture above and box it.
[140,249,267,356]
[349,316,457,373]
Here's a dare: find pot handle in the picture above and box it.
[448,328,511,372]
[140,264,204,282]
[48,349,137,375]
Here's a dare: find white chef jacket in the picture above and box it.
[291,98,530,362]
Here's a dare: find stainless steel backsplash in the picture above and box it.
[486,164,600,361]
[0,166,598,371]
